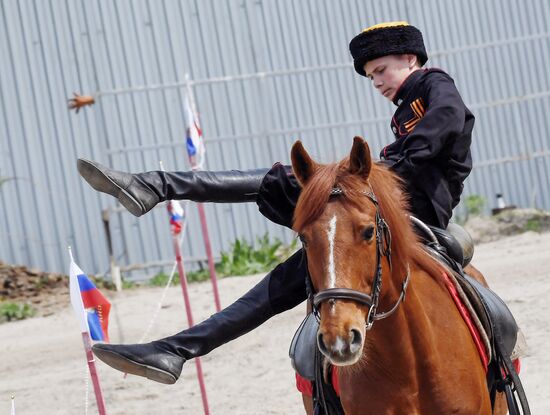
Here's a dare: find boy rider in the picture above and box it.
[79,22,473,390]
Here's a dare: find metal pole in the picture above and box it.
[102,208,122,291]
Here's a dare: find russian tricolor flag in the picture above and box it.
[184,93,205,164]
[168,199,185,235]
[69,249,111,342]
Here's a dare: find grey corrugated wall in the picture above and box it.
[1,0,549,277]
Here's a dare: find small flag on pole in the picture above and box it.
[69,248,111,342]
[68,248,108,415]
[184,92,205,168]
[168,199,185,235]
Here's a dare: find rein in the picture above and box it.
[310,186,410,330]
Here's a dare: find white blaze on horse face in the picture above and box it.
[327,214,337,288]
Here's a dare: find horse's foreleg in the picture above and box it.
[302,394,314,415]
[493,392,509,415]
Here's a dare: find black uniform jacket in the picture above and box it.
[254,69,474,318]
[256,68,474,230]
[382,68,474,227]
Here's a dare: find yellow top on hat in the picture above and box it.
[350,21,427,76]
[363,21,409,33]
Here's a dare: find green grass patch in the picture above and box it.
[148,272,179,287]
[465,194,486,217]
[525,218,541,232]
[149,233,298,286]
[0,302,36,323]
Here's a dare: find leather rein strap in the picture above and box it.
[312,187,410,330]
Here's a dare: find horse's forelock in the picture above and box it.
[293,162,342,232]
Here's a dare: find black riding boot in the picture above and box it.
[77,158,268,217]
[92,250,308,384]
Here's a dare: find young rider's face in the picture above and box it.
[364,54,419,102]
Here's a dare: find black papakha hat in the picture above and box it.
[349,22,428,77]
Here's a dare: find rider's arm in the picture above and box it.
[386,73,468,178]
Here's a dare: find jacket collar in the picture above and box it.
[392,69,424,106]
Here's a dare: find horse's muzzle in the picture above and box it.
[317,327,364,365]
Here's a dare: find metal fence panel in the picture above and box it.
[1,0,549,277]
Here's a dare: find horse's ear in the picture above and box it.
[291,140,318,186]
[349,136,372,178]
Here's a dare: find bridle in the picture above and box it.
[309,186,410,330]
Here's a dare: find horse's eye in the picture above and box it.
[362,225,375,241]
[298,234,308,248]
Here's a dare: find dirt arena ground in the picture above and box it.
[1,231,548,414]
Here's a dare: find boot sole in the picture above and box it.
[93,347,177,385]
[77,159,145,217]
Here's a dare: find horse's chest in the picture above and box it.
[338,375,419,415]
[337,372,484,415]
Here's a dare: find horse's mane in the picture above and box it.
[293,159,444,282]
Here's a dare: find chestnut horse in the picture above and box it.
[291,137,506,414]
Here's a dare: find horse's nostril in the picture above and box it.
[317,332,328,354]
[350,328,362,346]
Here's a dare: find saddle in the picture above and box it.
[418,220,530,415]
[413,220,518,354]
[427,248,530,414]
[411,217,474,267]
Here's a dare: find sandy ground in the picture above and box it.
[1,231,549,414]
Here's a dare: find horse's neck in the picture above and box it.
[359,263,449,380]
[339,263,492,414]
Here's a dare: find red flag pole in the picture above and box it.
[82,332,107,415]
[195,202,221,312]
[69,247,107,415]
[157,166,210,414]
[186,78,222,313]
[168,201,211,415]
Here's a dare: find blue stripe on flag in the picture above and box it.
[87,310,105,341]
[77,274,97,292]
[186,136,197,156]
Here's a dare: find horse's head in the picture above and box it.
[292,136,407,366]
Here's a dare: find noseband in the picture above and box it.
[309,187,410,330]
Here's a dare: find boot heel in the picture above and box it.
[77,159,146,217]
[92,344,181,384]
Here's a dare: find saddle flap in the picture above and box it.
[289,313,319,381]
[462,275,519,359]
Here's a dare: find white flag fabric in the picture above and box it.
[69,249,90,334]
[184,93,205,168]
[68,248,111,341]
[168,199,185,235]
